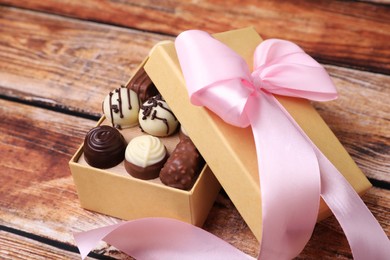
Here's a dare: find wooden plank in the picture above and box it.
[301,186,390,259]
[0,230,82,260]
[316,65,390,183]
[0,6,388,183]
[0,6,170,118]
[0,99,132,258]
[205,187,390,260]
[1,99,389,259]
[359,0,390,4]
[0,1,389,74]
[0,99,98,243]
[0,3,388,260]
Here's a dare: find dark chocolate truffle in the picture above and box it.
[83,125,126,169]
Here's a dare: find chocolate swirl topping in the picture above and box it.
[83,125,126,169]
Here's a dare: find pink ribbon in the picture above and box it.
[74,218,253,259]
[74,30,389,259]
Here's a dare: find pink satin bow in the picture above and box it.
[74,30,389,260]
[176,31,335,259]
[175,30,389,259]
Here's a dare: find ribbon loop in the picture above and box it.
[253,39,338,101]
[176,30,253,127]
[175,30,338,130]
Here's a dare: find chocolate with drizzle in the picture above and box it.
[105,86,136,129]
[83,125,126,169]
[140,94,177,135]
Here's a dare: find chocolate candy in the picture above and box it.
[127,67,158,103]
[160,138,202,190]
[139,95,179,137]
[83,125,126,169]
[102,87,140,129]
[124,135,168,180]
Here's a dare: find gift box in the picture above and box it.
[70,27,371,240]
[69,57,221,227]
[143,27,372,240]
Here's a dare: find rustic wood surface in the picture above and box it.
[1,0,389,74]
[0,1,389,259]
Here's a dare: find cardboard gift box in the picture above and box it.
[143,27,371,240]
[69,58,221,227]
[70,27,371,240]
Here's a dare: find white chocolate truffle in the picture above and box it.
[139,95,179,137]
[103,87,140,129]
[125,135,166,168]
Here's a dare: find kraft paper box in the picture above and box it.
[144,27,372,240]
[69,58,221,227]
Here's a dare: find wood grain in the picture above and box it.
[0,6,169,118]
[1,0,389,74]
[1,99,388,259]
[0,230,82,260]
[0,99,133,258]
[0,2,389,259]
[301,187,390,259]
[0,6,388,183]
[359,0,390,4]
[205,187,390,260]
[316,65,390,182]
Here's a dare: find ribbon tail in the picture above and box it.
[73,222,124,259]
[317,153,390,260]
[271,97,390,259]
[74,218,254,260]
[246,92,321,259]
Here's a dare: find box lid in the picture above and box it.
[144,27,371,240]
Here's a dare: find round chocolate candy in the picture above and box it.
[102,87,140,129]
[138,95,179,137]
[124,135,168,180]
[83,125,126,169]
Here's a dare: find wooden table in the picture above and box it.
[1,1,389,259]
